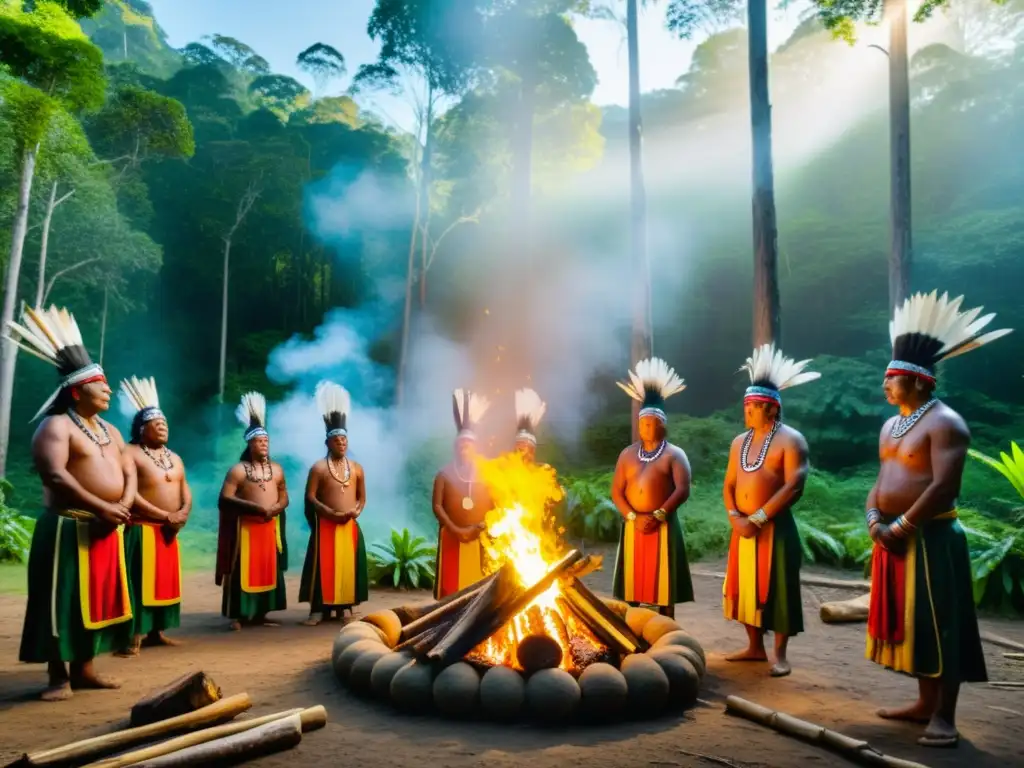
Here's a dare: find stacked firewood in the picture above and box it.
[392,549,646,673]
[7,672,327,768]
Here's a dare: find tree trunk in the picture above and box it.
[218,238,231,404]
[99,285,109,367]
[418,90,435,311]
[395,194,420,406]
[35,182,58,308]
[627,0,652,444]
[0,146,38,478]
[747,0,781,348]
[887,0,912,315]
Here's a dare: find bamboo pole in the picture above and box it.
[82,707,326,768]
[724,696,931,768]
[13,694,252,767]
[692,569,871,591]
[982,631,1024,653]
[129,713,303,768]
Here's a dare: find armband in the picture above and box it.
[749,509,768,527]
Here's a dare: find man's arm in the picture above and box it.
[32,418,127,524]
[610,451,637,520]
[270,463,289,517]
[170,461,193,528]
[353,464,366,518]
[864,423,888,540]
[722,437,755,537]
[219,466,269,518]
[903,416,968,526]
[304,464,343,523]
[110,425,137,512]
[660,448,692,515]
[432,473,462,535]
[759,431,810,519]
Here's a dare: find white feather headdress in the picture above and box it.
[740,344,820,404]
[888,290,1013,380]
[514,388,547,444]
[452,388,490,440]
[3,305,104,421]
[236,391,268,441]
[119,376,165,438]
[315,380,350,438]
[616,357,686,421]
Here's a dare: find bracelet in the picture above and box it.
[626,511,636,522]
[866,508,882,528]
[727,509,741,519]
[890,514,916,538]
[749,509,768,527]
[653,509,667,522]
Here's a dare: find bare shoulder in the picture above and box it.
[33,414,69,443]
[666,442,689,463]
[271,461,287,477]
[730,433,746,451]
[103,419,126,447]
[225,462,246,480]
[350,459,365,476]
[616,443,638,463]
[780,424,809,451]
[124,443,143,461]
[308,458,327,474]
[931,403,969,441]
[166,447,185,466]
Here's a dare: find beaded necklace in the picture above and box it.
[741,419,780,473]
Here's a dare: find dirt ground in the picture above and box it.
[2,551,1023,768]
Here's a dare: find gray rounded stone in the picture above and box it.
[370,652,414,699]
[621,653,670,715]
[648,649,700,709]
[652,630,706,665]
[525,668,580,722]
[433,662,481,718]
[480,666,526,720]
[577,662,628,719]
[390,660,436,712]
[334,638,382,682]
[349,645,390,695]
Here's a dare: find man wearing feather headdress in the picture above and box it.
[4,306,136,701]
[611,358,693,618]
[866,291,1010,748]
[722,344,818,677]
[432,389,493,599]
[116,377,191,656]
[216,392,289,630]
[299,381,368,626]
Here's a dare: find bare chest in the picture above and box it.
[880,428,931,470]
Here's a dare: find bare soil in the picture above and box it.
[1,550,1023,768]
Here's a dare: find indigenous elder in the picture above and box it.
[722,344,818,677]
[116,376,191,656]
[216,392,289,630]
[866,290,1010,748]
[611,357,692,619]
[299,381,368,625]
[5,306,135,701]
[432,388,492,599]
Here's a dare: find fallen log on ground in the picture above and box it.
[83,707,326,768]
[692,569,871,591]
[130,673,223,728]
[10,694,252,768]
[129,713,304,768]
[724,695,931,768]
[981,631,1024,653]
[819,593,871,624]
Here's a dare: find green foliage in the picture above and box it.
[89,84,194,165]
[0,478,33,563]
[0,78,57,149]
[561,470,618,541]
[296,42,346,96]
[969,443,1024,501]
[368,527,437,589]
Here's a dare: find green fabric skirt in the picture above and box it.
[298,518,369,611]
[612,511,694,606]
[123,524,181,637]
[761,509,804,636]
[19,512,133,663]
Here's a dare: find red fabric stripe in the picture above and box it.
[632,524,661,604]
[885,367,935,383]
[88,526,126,624]
[438,528,461,598]
[868,543,907,643]
[148,523,181,602]
[318,517,338,604]
[247,520,278,589]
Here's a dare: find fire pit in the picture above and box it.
[331,454,706,722]
[331,557,706,721]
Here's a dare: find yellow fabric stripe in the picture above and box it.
[141,525,182,607]
[335,521,357,606]
[622,519,635,602]
[76,522,133,630]
[275,517,283,553]
[737,535,762,626]
[655,521,670,606]
[457,538,484,590]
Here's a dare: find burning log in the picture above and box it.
[399,585,485,642]
[562,554,602,581]
[561,578,643,655]
[393,572,500,625]
[129,672,223,728]
[428,550,583,667]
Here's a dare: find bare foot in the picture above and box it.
[726,647,768,662]
[114,646,139,658]
[229,621,242,632]
[877,702,931,724]
[41,681,73,702]
[142,632,182,647]
[918,716,959,748]
[70,673,121,691]
[769,661,792,677]
[300,616,321,627]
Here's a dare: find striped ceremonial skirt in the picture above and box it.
[299,517,368,610]
[612,513,693,607]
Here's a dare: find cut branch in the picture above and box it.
[425,563,515,665]
[399,582,490,642]
[129,672,222,728]
[41,258,101,306]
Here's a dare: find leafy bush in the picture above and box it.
[0,479,34,563]
[369,528,436,590]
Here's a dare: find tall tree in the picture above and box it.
[297,42,347,98]
[0,1,105,477]
[355,0,484,403]
[668,0,778,346]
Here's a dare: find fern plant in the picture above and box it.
[368,528,436,590]
[0,479,33,564]
[964,445,1024,612]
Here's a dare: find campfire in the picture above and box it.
[331,453,706,721]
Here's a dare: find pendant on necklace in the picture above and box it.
[462,496,474,510]
[165,473,172,482]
